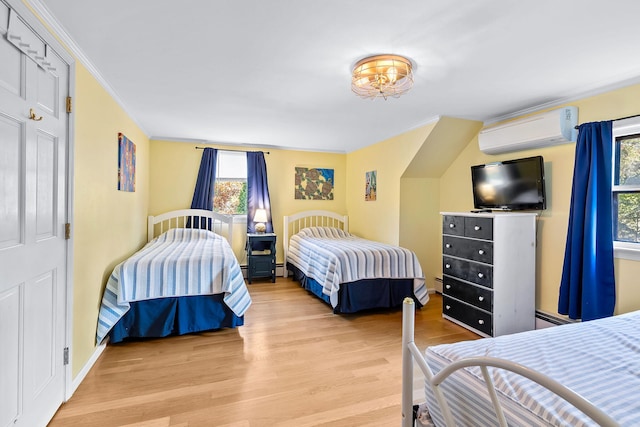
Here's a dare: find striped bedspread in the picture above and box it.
[424,310,640,426]
[287,227,428,307]
[96,228,251,344]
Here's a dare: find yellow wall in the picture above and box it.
[399,177,441,287]
[400,178,442,289]
[149,140,347,263]
[346,125,434,245]
[440,83,640,315]
[72,64,149,376]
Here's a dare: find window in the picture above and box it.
[214,151,247,215]
[612,117,640,260]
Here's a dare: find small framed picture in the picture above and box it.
[365,170,376,201]
[117,133,136,192]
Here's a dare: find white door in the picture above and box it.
[0,5,69,427]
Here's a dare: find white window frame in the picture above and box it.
[612,117,640,261]
[214,150,248,218]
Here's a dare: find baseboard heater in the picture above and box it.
[535,310,576,326]
[241,263,286,277]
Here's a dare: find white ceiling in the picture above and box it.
[37,0,640,153]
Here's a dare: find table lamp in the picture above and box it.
[253,209,268,233]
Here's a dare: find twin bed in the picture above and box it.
[96,209,251,344]
[402,298,640,426]
[283,210,429,313]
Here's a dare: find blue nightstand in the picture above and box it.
[246,233,276,283]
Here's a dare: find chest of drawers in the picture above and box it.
[441,212,537,337]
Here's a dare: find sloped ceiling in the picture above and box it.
[403,117,483,178]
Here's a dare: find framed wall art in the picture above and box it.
[117,132,136,192]
[365,170,377,201]
[294,167,334,200]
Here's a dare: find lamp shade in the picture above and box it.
[253,209,268,223]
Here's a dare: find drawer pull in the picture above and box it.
[478,249,484,255]
[478,296,484,302]
[478,272,484,278]
[445,243,451,248]
[478,319,485,325]
[445,305,451,310]
[449,223,455,228]
[445,264,451,269]
[445,285,451,289]
[474,225,481,231]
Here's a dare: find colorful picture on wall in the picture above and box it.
[365,170,377,201]
[117,133,136,192]
[295,167,334,200]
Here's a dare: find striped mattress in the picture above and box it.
[96,228,251,344]
[423,309,640,426]
[287,227,428,308]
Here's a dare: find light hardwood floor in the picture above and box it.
[50,278,479,427]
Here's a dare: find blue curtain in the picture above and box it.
[247,152,273,249]
[188,148,217,229]
[558,121,615,321]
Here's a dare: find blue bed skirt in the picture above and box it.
[109,294,244,343]
[287,263,422,313]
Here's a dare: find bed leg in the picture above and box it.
[402,297,415,427]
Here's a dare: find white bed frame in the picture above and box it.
[401,298,618,427]
[282,210,348,278]
[147,208,234,248]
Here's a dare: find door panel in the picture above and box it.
[0,34,23,96]
[0,114,23,249]
[36,66,57,116]
[25,271,56,396]
[35,132,57,240]
[0,285,21,427]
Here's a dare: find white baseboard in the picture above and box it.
[67,340,107,400]
[433,277,443,294]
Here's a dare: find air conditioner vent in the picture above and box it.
[479,107,578,154]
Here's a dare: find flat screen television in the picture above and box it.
[471,155,546,211]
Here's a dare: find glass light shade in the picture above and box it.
[351,54,414,100]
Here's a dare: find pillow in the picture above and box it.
[297,226,351,239]
[155,227,218,243]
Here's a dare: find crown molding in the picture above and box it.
[483,73,640,126]
[26,0,148,137]
[150,136,348,154]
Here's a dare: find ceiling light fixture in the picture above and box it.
[351,54,414,100]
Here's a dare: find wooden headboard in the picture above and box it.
[282,210,348,278]
[147,209,234,247]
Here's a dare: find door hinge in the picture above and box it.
[65,223,71,240]
[63,347,69,365]
[66,96,72,113]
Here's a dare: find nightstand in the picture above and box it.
[246,233,276,284]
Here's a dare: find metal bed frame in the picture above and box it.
[401,298,618,427]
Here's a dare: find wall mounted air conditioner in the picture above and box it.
[478,106,578,154]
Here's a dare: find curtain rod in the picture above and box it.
[195,146,270,154]
[574,113,640,129]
